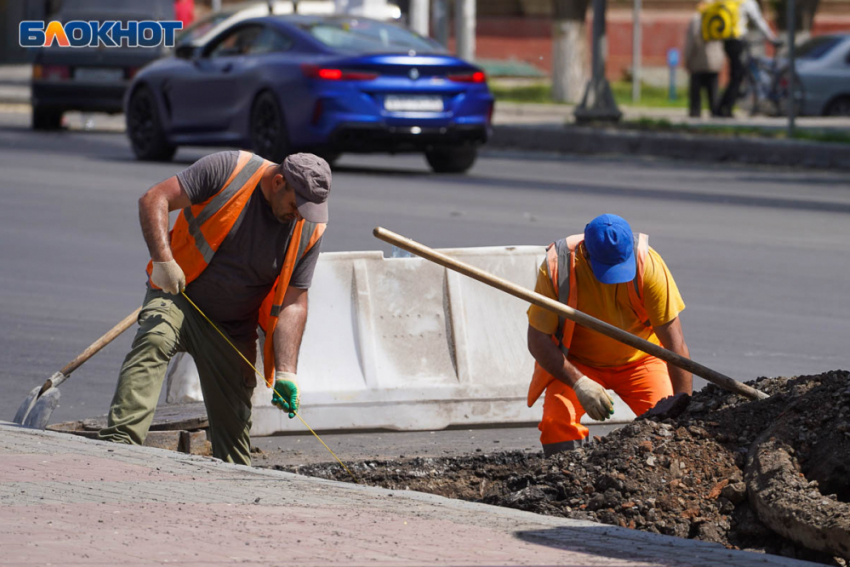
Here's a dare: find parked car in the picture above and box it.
[125,15,493,173]
[30,0,174,130]
[794,34,850,116]
[174,1,401,50]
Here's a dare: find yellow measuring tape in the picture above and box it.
[180,291,358,483]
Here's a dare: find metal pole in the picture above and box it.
[455,0,475,61]
[591,0,603,82]
[574,0,622,122]
[786,0,796,136]
[212,0,222,12]
[409,0,430,37]
[432,0,449,46]
[632,0,641,103]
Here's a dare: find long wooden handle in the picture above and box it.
[373,227,768,401]
[43,307,142,393]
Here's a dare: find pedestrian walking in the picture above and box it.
[526,214,693,456]
[99,151,330,465]
[698,0,777,117]
[684,13,725,117]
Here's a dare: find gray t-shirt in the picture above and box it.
[175,151,322,341]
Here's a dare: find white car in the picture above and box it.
[176,1,401,49]
[795,34,850,116]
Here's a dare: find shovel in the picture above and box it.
[373,227,768,401]
[13,307,142,429]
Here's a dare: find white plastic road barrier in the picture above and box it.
[165,247,638,435]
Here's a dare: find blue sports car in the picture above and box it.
[125,15,494,173]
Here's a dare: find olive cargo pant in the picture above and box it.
[98,289,257,466]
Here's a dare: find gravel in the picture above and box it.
[262,370,850,566]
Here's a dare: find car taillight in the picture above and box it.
[448,71,486,83]
[34,64,70,81]
[301,64,378,81]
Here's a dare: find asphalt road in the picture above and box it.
[2,109,849,454]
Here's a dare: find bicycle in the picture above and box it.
[737,40,805,117]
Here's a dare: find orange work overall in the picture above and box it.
[527,233,672,455]
[145,150,325,387]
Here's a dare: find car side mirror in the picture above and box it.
[175,43,197,60]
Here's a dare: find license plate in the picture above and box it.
[384,95,443,113]
[74,67,124,82]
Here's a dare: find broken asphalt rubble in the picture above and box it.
[274,370,850,565]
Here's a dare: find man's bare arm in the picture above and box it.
[654,316,693,395]
[138,176,191,262]
[273,287,309,373]
[527,325,584,387]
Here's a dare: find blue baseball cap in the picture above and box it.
[584,214,636,284]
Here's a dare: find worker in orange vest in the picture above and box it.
[527,214,692,456]
[99,152,330,465]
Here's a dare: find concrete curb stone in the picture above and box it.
[491,124,850,172]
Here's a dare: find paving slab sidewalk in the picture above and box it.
[0,422,820,567]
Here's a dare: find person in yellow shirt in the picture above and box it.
[526,214,693,456]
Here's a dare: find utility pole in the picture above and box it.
[455,0,475,61]
[432,0,449,46]
[409,0,430,36]
[575,0,622,122]
[632,0,641,103]
[786,0,796,136]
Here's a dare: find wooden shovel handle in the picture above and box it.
[55,307,142,381]
[373,227,768,401]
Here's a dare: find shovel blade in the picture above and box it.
[12,385,42,425]
[22,388,60,430]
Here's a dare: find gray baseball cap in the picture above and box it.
[281,153,331,223]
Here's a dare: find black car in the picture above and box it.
[30,0,174,130]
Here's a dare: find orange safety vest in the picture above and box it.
[527,232,650,407]
[145,151,326,387]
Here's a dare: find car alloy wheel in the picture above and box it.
[251,92,289,163]
[127,87,175,161]
[826,97,850,117]
[128,91,155,155]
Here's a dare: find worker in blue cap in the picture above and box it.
[526,214,693,456]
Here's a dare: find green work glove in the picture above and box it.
[272,371,300,419]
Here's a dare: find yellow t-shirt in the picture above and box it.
[527,244,685,368]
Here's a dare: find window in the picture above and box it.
[248,28,293,55]
[176,12,234,45]
[795,35,843,61]
[206,25,263,58]
[300,19,443,54]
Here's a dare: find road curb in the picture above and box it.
[491,124,850,171]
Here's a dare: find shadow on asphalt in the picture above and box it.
[335,168,850,215]
[513,526,726,561]
[333,164,432,177]
[449,174,850,214]
[733,174,849,186]
[4,124,848,212]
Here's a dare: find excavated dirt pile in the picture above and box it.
[277,371,850,564]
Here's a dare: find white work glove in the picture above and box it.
[572,376,614,421]
[151,260,186,295]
